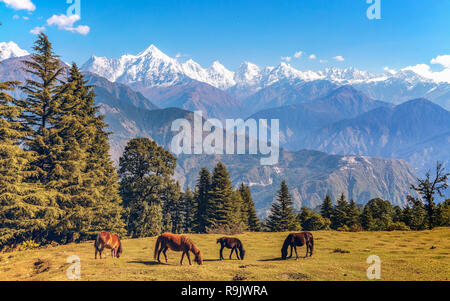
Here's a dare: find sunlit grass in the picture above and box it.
[0,228,449,281]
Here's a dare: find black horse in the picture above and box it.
[281,232,314,260]
[217,237,245,260]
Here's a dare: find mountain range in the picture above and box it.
[2,42,449,212]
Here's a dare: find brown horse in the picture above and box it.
[217,237,245,260]
[281,232,314,260]
[94,231,123,259]
[154,233,203,265]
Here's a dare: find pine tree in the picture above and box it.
[435,199,450,227]
[346,199,361,227]
[18,33,65,182]
[360,198,394,231]
[194,168,211,233]
[239,183,260,232]
[321,194,334,219]
[0,76,61,248]
[181,186,197,233]
[119,138,176,237]
[207,162,234,228]
[332,193,349,229]
[162,182,183,233]
[266,181,299,232]
[405,196,427,230]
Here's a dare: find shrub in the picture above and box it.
[20,240,40,251]
[348,224,364,232]
[387,222,410,231]
[337,225,350,232]
[302,214,331,231]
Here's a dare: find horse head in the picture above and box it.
[194,250,203,265]
[239,247,246,260]
[116,241,123,258]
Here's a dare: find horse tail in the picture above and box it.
[309,234,314,254]
[154,236,162,260]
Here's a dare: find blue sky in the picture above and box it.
[1,0,449,73]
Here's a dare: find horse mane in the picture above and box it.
[182,236,198,253]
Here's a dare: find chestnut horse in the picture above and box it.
[217,237,245,260]
[94,231,123,259]
[154,233,203,265]
[281,232,314,260]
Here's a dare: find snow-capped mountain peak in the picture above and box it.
[206,61,235,90]
[0,41,29,61]
[234,62,261,86]
[81,43,449,95]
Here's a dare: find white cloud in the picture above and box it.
[319,59,328,63]
[30,26,45,35]
[383,66,396,75]
[334,56,344,62]
[431,55,450,68]
[281,56,292,62]
[0,0,35,11]
[400,54,450,83]
[309,54,317,60]
[47,14,80,28]
[46,14,90,35]
[294,51,303,59]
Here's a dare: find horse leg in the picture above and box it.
[186,252,192,265]
[305,244,309,258]
[289,245,293,258]
[220,245,224,260]
[95,249,98,259]
[229,248,234,260]
[294,246,299,260]
[163,247,168,263]
[157,248,163,263]
[180,252,185,266]
[236,248,241,260]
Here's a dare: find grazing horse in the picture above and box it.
[281,232,314,260]
[154,233,203,265]
[217,237,246,260]
[94,231,123,259]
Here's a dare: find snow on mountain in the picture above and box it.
[81,43,450,104]
[206,61,236,90]
[83,45,237,89]
[82,45,187,87]
[234,62,261,87]
[318,67,380,83]
[0,42,29,61]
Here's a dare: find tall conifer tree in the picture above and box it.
[207,162,234,228]
[0,74,60,248]
[239,183,260,231]
[266,181,299,232]
[194,168,211,233]
[18,33,64,182]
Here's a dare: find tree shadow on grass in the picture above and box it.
[128,260,167,266]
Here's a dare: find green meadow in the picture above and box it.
[1,229,449,281]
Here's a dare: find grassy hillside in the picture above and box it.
[0,229,449,281]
